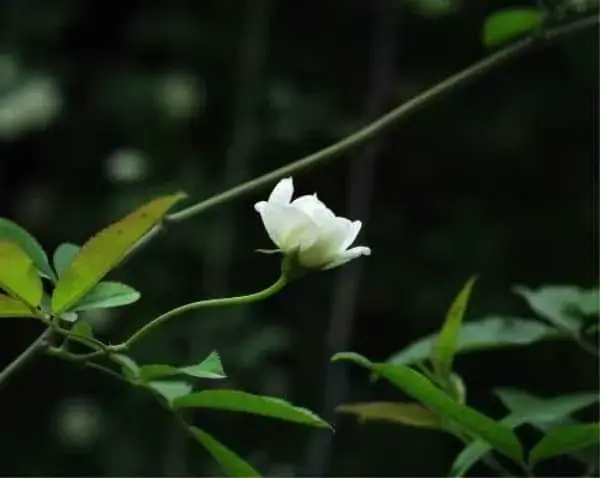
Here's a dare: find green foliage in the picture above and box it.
[451,390,599,476]
[483,8,545,48]
[333,352,523,463]
[71,281,141,311]
[138,351,226,381]
[103,350,329,475]
[529,423,600,466]
[0,218,55,281]
[51,192,186,314]
[387,317,558,366]
[0,294,40,317]
[70,320,94,340]
[0,240,44,309]
[433,276,477,384]
[514,285,599,332]
[336,402,443,429]
[174,389,331,429]
[147,380,193,405]
[188,426,260,477]
[53,244,142,312]
[52,243,81,278]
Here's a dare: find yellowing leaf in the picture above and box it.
[51,193,186,314]
[0,241,43,308]
[337,402,443,429]
[0,294,40,317]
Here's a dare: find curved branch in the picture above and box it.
[168,14,597,223]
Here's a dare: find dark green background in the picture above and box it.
[0,0,597,476]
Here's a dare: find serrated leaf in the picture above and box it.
[71,281,141,312]
[387,317,558,366]
[174,390,331,429]
[0,218,55,281]
[451,390,599,476]
[483,8,544,48]
[139,351,226,381]
[0,294,40,318]
[0,241,43,308]
[433,276,477,382]
[514,285,597,332]
[188,426,260,477]
[333,352,523,463]
[51,192,186,315]
[529,423,600,465]
[52,243,80,278]
[148,380,193,406]
[336,402,443,429]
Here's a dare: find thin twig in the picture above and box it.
[166,14,598,223]
[2,13,596,389]
[0,328,52,390]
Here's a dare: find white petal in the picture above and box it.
[268,177,294,205]
[339,220,362,251]
[292,194,335,227]
[323,246,371,270]
[256,202,314,252]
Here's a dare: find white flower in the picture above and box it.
[254,177,371,270]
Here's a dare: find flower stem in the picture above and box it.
[113,274,288,351]
[1,14,595,389]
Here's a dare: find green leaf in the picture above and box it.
[0,241,44,308]
[529,423,600,465]
[451,390,599,476]
[494,389,599,424]
[333,352,523,463]
[496,388,599,466]
[387,317,558,366]
[336,402,443,429]
[188,426,260,477]
[51,192,186,315]
[577,289,599,317]
[513,285,586,332]
[433,276,477,381]
[483,8,545,48]
[0,218,55,281]
[71,281,141,312]
[110,354,140,381]
[70,320,94,340]
[59,311,78,323]
[52,243,80,278]
[174,390,331,429]
[0,294,41,318]
[139,351,226,381]
[147,380,193,406]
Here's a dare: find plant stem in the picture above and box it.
[166,14,597,224]
[0,328,52,390]
[112,274,288,350]
[1,13,595,388]
[454,430,516,477]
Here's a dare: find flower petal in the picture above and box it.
[323,246,371,270]
[268,177,294,205]
[339,220,362,251]
[256,202,315,252]
[292,194,335,227]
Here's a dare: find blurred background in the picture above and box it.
[0,0,597,476]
